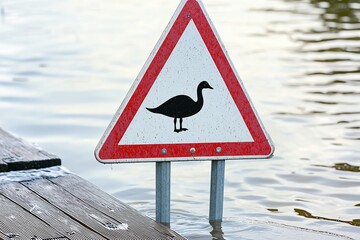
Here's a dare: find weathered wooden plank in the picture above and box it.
[23,177,147,240]
[0,182,105,240]
[0,159,7,172]
[51,174,186,240]
[0,128,61,172]
[0,193,67,240]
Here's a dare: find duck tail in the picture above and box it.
[146,107,158,114]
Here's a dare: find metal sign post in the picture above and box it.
[156,162,171,226]
[156,160,226,225]
[209,160,225,222]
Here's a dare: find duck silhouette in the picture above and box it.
[146,81,213,133]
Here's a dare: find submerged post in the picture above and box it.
[156,161,171,226]
[209,160,225,222]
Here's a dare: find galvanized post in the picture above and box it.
[209,160,225,222]
[156,161,171,226]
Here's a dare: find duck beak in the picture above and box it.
[208,85,213,90]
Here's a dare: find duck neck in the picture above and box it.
[196,86,204,105]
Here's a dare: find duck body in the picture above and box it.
[146,94,202,118]
[146,81,213,132]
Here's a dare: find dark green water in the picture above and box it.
[0,0,359,239]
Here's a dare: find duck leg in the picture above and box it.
[179,118,188,132]
[174,118,180,133]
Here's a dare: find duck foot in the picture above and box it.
[174,128,188,133]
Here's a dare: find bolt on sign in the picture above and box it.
[95,0,274,163]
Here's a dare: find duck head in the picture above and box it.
[198,81,213,90]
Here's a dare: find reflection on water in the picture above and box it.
[0,0,360,239]
[309,0,359,29]
[210,221,225,240]
[295,208,360,227]
[260,0,360,234]
[315,162,360,173]
[263,0,359,145]
[267,208,279,212]
[257,1,360,174]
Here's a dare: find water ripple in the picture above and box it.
[0,0,360,239]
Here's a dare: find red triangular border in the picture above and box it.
[96,0,274,162]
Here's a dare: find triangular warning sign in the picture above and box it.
[95,0,274,163]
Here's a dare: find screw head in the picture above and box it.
[161,148,167,154]
[190,147,196,154]
[186,13,191,18]
[216,147,222,153]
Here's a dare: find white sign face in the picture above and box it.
[119,20,253,145]
[95,0,274,163]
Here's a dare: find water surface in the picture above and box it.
[0,0,359,239]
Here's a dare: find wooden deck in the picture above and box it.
[0,128,186,240]
[0,128,61,172]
